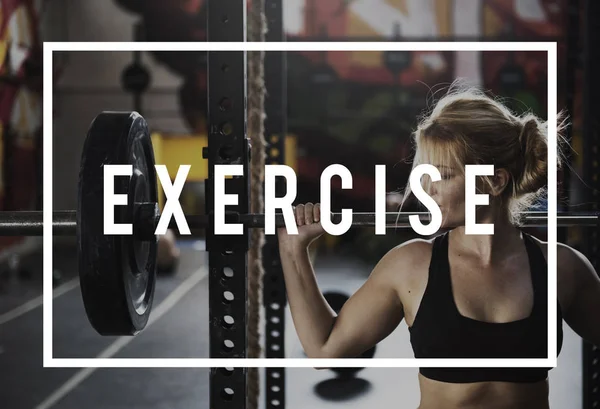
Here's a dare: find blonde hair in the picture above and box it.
[402,80,568,226]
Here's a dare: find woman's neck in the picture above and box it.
[450,208,522,266]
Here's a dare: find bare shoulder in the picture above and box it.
[377,237,434,271]
[526,234,597,302]
[526,234,591,273]
[370,236,435,290]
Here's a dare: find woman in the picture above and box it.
[277,83,600,409]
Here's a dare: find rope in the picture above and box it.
[247,1,267,409]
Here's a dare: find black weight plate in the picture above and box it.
[78,111,158,336]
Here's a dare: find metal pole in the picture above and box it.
[205,1,249,409]
[582,0,600,407]
[263,1,287,407]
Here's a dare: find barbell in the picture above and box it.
[18,111,598,336]
[1,209,598,236]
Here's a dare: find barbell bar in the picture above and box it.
[1,210,598,237]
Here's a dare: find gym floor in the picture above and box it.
[0,241,582,409]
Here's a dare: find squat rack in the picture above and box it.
[204,1,288,408]
[204,1,249,408]
[581,0,599,407]
[203,1,600,408]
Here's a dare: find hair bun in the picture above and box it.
[515,116,547,196]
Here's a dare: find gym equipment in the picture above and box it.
[5,209,597,235]
[4,110,599,335]
[78,111,158,335]
[582,1,600,407]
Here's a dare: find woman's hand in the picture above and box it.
[277,203,326,253]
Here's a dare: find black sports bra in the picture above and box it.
[408,231,563,383]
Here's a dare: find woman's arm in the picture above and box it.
[558,244,600,346]
[319,246,408,358]
[279,236,421,359]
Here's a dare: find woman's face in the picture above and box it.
[424,164,500,229]
[425,165,467,228]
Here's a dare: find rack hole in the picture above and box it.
[220,122,233,136]
[223,291,234,303]
[223,339,235,351]
[221,388,234,400]
[219,97,232,111]
[222,315,235,328]
[223,267,234,279]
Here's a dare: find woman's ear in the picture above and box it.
[490,168,511,196]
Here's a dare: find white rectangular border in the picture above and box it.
[44,41,557,368]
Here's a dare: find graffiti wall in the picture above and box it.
[0,0,43,251]
[112,0,570,210]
